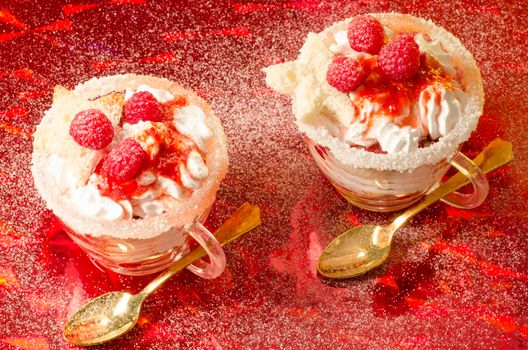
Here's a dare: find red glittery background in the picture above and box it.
[0,1,527,349]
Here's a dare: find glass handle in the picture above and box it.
[441,151,489,209]
[185,222,226,279]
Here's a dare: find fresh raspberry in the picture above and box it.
[124,91,163,124]
[69,109,114,150]
[347,16,384,55]
[326,56,368,93]
[377,35,421,82]
[105,139,147,183]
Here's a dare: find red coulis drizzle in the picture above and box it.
[161,95,188,122]
[151,127,194,184]
[95,93,193,201]
[350,55,455,154]
[357,55,452,120]
[93,156,144,200]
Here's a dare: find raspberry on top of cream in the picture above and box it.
[264,14,469,155]
[45,85,213,222]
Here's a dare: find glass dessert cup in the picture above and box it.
[301,14,489,212]
[264,13,490,212]
[32,74,229,277]
[60,206,226,277]
[306,138,488,212]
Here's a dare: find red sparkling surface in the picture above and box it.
[0,1,527,349]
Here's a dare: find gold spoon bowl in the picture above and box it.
[318,138,513,279]
[64,203,261,346]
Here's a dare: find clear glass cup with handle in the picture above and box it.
[306,138,488,212]
[60,205,226,277]
[32,74,229,277]
[264,13,490,213]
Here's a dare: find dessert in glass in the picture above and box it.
[264,13,489,212]
[32,74,229,276]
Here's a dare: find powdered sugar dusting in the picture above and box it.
[0,1,527,349]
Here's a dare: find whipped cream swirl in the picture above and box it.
[47,156,128,221]
[417,83,467,140]
[173,105,213,152]
[71,183,126,221]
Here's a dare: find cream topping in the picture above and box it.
[343,122,375,148]
[372,118,422,154]
[415,33,456,77]
[157,175,185,201]
[71,184,125,221]
[137,169,157,186]
[46,85,213,222]
[130,176,187,218]
[313,25,469,154]
[47,153,83,194]
[120,121,165,159]
[119,200,133,220]
[417,83,466,140]
[187,150,209,180]
[173,105,213,152]
[47,154,130,221]
[179,163,201,189]
[329,30,360,58]
[134,199,165,217]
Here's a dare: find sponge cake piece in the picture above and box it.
[33,86,124,186]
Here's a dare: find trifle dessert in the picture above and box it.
[32,74,228,276]
[264,13,488,211]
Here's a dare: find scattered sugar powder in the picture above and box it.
[0,0,527,349]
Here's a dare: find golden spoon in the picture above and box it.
[318,138,513,279]
[64,203,261,346]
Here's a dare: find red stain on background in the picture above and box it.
[427,240,528,280]
[0,32,24,43]
[444,205,491,220]
[62,3,102,16]
[34,19,72,32]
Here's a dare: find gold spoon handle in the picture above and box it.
[386,138,513,234]
[140,203,261,296]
